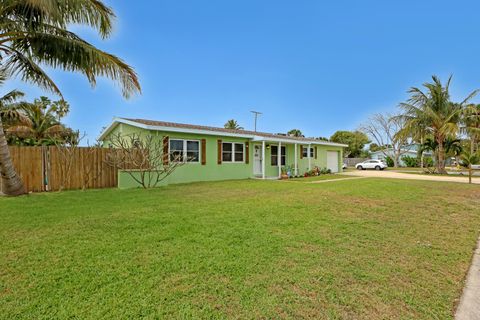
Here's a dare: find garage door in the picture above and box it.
[327,151,339,173]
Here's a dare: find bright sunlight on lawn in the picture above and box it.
[1,179,479,319]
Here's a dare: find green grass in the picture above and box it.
[1,179,479,319]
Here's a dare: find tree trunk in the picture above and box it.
[393,152,399,168]
[0,117,26,196]
[469,166,472,184]
[437,139,447,174]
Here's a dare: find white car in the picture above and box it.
[356,159,387,170]
[342,163,347,169]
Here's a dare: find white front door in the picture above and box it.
[254,145,262,175]
[327,151,339,173]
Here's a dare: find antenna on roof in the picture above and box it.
[250,110,262,132]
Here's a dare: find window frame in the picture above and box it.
[169,138,200,163]
[302,146,314,158]
[221,141,245,163]
[271,145,286,166]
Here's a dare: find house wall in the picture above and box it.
[261,143,343,176]
[103,124,344,188]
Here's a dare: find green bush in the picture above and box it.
[423,157,434,167]
[402,155,419,167]
[384,156,394,167]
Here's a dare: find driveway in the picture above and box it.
[341,170,480,185]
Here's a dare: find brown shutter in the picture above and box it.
[201,139,206,165]
[245,142,249,164]
[217,139,222,164]
[162,136,169,165]
[300,145,303,159]
[314,146,317,159]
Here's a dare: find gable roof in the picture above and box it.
[99,117,348,147]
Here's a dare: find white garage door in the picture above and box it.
[327,151,339,173]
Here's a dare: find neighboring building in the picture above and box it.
[370,144,433,166]
[99,118,347,188]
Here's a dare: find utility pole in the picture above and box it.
[250,110,262,132]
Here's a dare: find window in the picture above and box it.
[222,142,244,163]
[302,147,314,158]
[170,139,199,162]
[271,145,286,166]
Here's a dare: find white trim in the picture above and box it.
[98,118,348,148]
[308,143,311,171]
[169,138,200,163]
[262,141,266,179]
[294,143,298,176]
[278,141,281,178]
[221,141,245,163]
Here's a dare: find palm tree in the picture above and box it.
[0,0,141,195]
[399,76,478,173]
[463,104,480,153]
[459,150,480,184]
[288,129,304,137]
[0,74,27,195]
[224,119,243,130]
[5,96,74,145]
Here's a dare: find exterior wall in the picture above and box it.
[252,142,343,177]
[103,124,344,188]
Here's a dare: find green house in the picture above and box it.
[99,118,347,188]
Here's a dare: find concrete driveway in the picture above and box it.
[341,170,480,185]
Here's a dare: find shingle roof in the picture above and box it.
[101,117,347,147]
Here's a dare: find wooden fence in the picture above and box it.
[1,146,118,193]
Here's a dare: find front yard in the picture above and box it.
[0,178,479,319]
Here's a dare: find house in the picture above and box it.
[370,144,433,166]
[99,118,347,188]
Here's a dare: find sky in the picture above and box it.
[4,0,480,143]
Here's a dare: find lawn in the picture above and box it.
[0,178,479,319]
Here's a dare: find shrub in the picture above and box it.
[401,155,418,167]
[384,156,394,167]
[423,157,434,167]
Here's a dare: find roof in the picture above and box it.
[99,117,348,147]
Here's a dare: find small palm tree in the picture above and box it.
[5,96,73,145]
[288,129,304,137]
[459,150,480,184]
[0,0,141,195]
[224,119,243,130]
[399,75,478,173]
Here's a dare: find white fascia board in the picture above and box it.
[101,118,255,140]
[251,135,347,147]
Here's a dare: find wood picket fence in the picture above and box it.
[0,146,118,193]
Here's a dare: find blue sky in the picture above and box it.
[5,0,480,142]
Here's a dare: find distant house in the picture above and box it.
[99,118,347,188]
[370,144,433,166]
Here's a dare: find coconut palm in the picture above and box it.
[0,0,141,195]
[224,119,243,130]
[0,74,27,195]
[459,150,480,184]
[463,104,480,153]
[399,75,478,173]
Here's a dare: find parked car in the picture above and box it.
[356,159,387,170]
[342,163,347,169]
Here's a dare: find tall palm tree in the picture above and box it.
[224,119,243,130]
[0,74,27,195]
[399,75,478,173]
[463,104,480,153]
[0,0,141,195]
